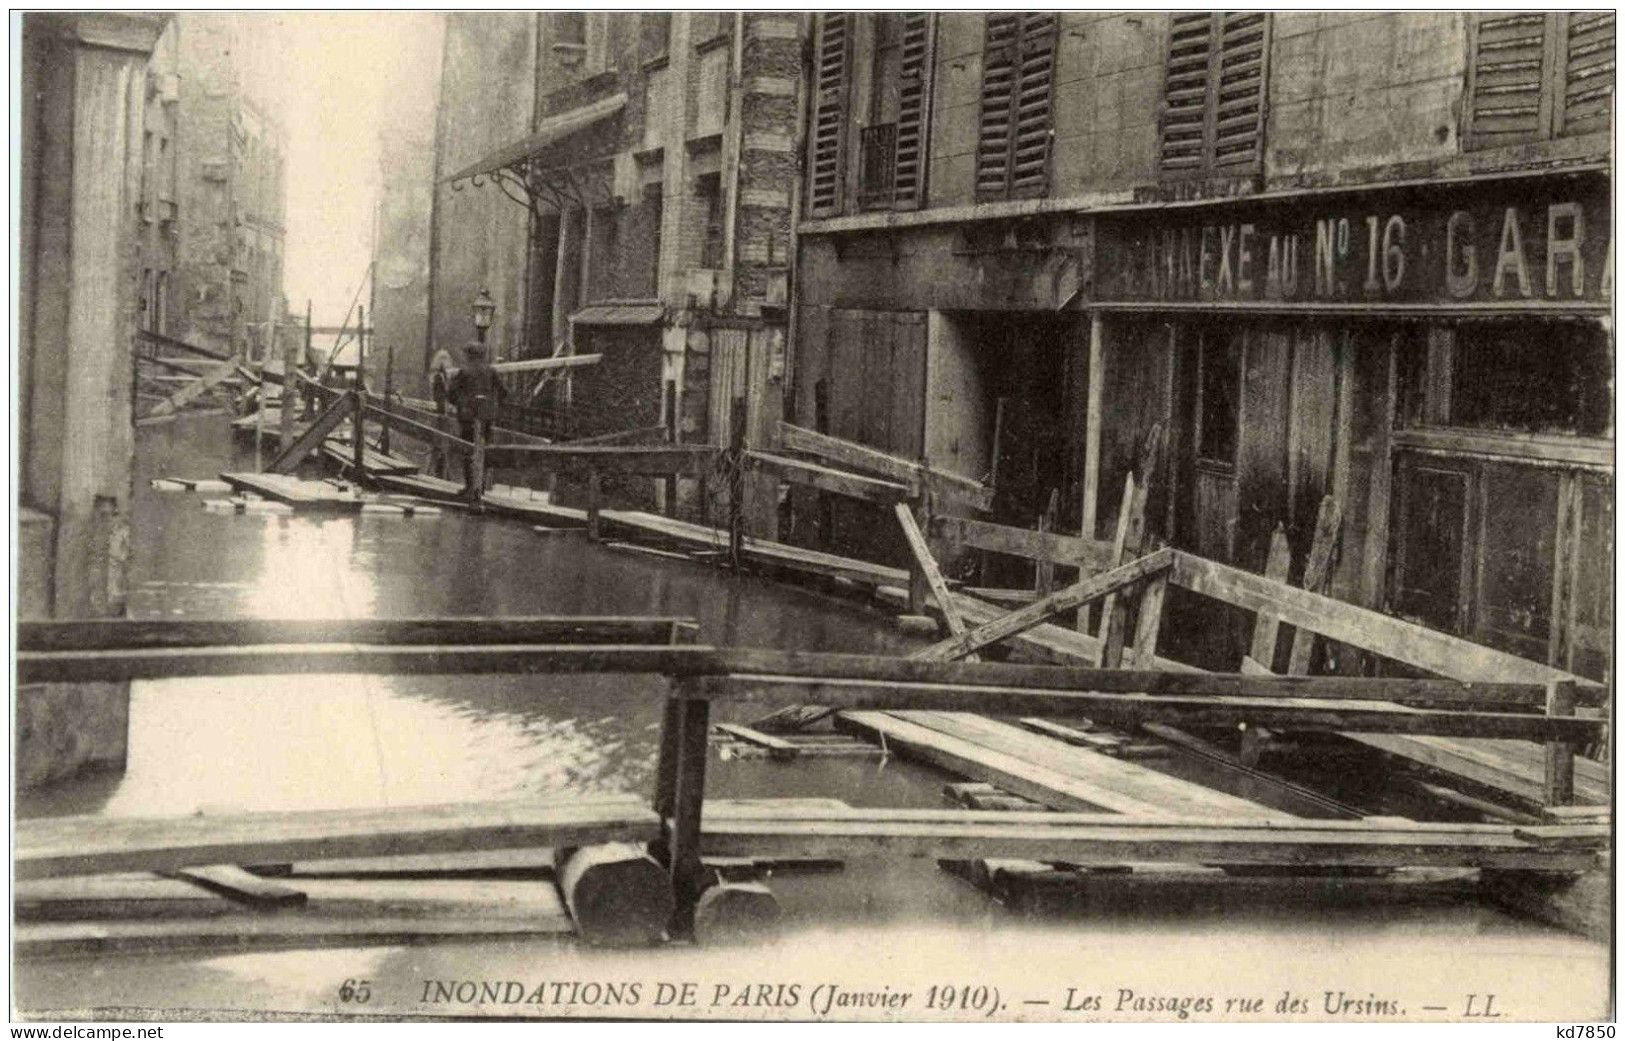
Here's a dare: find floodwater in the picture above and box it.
[14,414,1610,1022]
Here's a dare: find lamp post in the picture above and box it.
[471,288,496,346]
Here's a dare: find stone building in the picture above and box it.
[150,13,289,359]
[791,12,1613,679]
[18,12,170,786]
[427,12,801,522]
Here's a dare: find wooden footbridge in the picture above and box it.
[95,376,1610,954]
[16,602,1609,956]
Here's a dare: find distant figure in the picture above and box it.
[447,341,506,499]
[428,347,455,415]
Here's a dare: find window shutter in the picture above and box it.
[1160,12,1269,178]
[1009,13,1057,197]
[1465,13,1554,148]
[975,13,1056,200]
[1557,11,1615,138]
[1212,13,1268,171]
[807,13,853,218]
[890,13,936,209]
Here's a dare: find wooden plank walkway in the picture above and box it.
[217,473,364,512]
[322,439,420,477]
[698,808,1602,871]
[17,795,660,881]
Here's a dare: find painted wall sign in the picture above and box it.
[1095,180,1612,305]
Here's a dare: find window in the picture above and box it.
[641,11,670,64]
[1396,323,1611,437]
[974,13,1057,200]
[806,12,853,218]
[860,13,936,211]
[1159,13,1270,180]
[1465,12,1615,150]
[698,172,726,269]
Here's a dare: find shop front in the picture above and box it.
[1088,171,1612,679]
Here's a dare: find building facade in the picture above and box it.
[18,12,170,786]
[145,13,288,359]
[793,12,1613,679]
[427,12,801,522]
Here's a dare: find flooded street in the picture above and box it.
[14,415,1610,1022]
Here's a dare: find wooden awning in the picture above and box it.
[569,301,665,327]
[442,93,627,186]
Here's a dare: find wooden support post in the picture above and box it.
[668,692,711,940]
[1080,310,1105,541]
[585,470,603,540]
[1131,572,1168,666]
[1092,473,1135,648]
[1034,488,1058,598]
[1239,524,1294,766]
[896,501,976,656]
[279,331,298,451]
[1545,679,1576,807]
[907,495,932,615]
[1285,496,1343,674]
[302,301,313,418]
[350,390,366,481]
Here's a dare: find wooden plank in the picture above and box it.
[218,473,364,512]
[962,586,1039,605]
[172,864,306,908]
[1168,550,1604,690]
[897,712,1279,817]
[1248,526,1294,668]
[1541,805,1610,822]
[364,404,474,454]
[484,443,718,477]
[667,696,711,939]
[20,638,1560,708]
[1357,734,1610,807]
[839,711,1172,814]
[895,503,971,645]
[15,875,238,922]
[1131,573,1169,665]
[701,675,1602,742]
[568,424,670,446]
[1034,490,1059,597]
[1511,824,1609,849]
[265,392,354,473]
[932,515,1114,571]
[18,617,695,652]
[142,360,240,418]
[137,327,232,362]
[1285,496,1343,673]
[491,353,602,374]
[778,421,993,511]
[700,819,1599,872]
[1544,678,1576,807]
[744,450,911,505]
[1137,722,1366,818]
[18,797,660,881]
[716,723,798,759]
[916,548,1176,662]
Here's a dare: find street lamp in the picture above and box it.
[471,289,496,345]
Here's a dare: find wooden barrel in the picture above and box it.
[692,880,781,945]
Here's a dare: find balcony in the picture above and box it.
[858,123,897,212]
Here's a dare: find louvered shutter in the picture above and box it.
[1557,11,1615,138]
[975,13,1056,200]
[807,13,853,218]
[890,13,936,209]
[1465,13,1555,149]
[1160,12,1269,178]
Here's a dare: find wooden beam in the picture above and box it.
[1034,489,1059,597]
[667,695,711,939]
[699,675,1603,742]
[172,864,307,909]
[142,359,241,419]
[1545,679,1576,807]
[137,327,231,362]
[491,353,602,374]
[698,815,1599,872]
[1167,550,1604,691]
[931,515,1114,571]
[916,548,1176,662]
[1286,496,1343,674]
[1080,309,1105,540]
[485,443,719,477]
[364,403,474,454]
[1248,525,1294,669]
[567,424,670,447]
[265,393,354,474]
[895,503,972,647]
[19,617,697,651]
[17,798,661,881]
[744,450,911,505]
[777,422,993,511]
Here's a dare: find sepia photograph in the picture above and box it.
[11,8,1616,1024]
